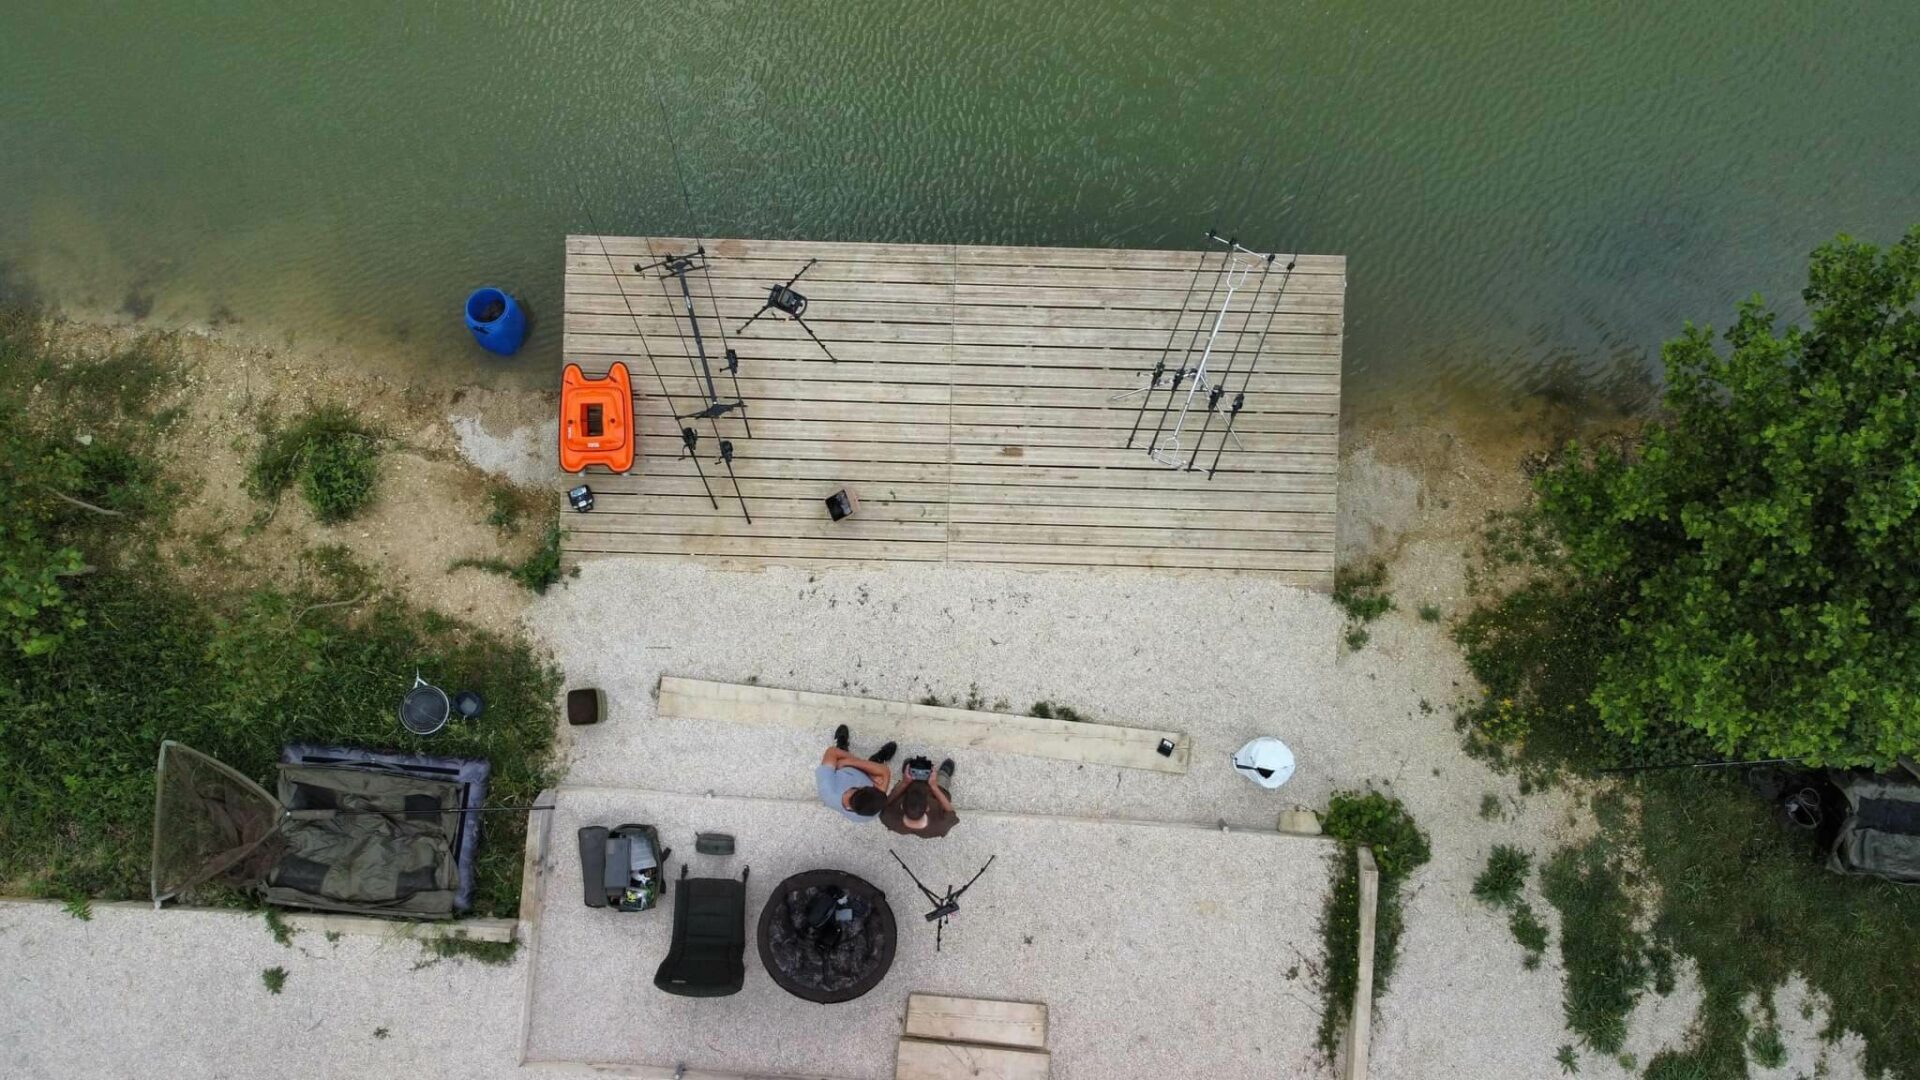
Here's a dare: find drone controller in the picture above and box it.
[905,756,933,782]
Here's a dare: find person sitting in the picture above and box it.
[816,724,895,823]
[881,757,958,838]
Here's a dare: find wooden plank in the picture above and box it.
[904,995,1049,1051]
[568,533,947,561]
[1347,847,1381,1080]
[895,1039,1050,1080]
[946,541,1335,573]
[657,678,1190,775]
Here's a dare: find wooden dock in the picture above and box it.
[561,235,1344,587]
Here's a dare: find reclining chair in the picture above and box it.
[654,863,751,998]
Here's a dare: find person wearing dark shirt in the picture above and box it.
[881,757,957,838]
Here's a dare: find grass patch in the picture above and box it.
[261,966,287,994]
[482,482,547,535]
[1479,792,1503,820]
[1541,838,1647,1055]
[263,906,296,947]
[1027,701,1089,723]
[0,315,558,915]
[1747,1022,1785,1069]
[0,561,559,914]
[419,933,518,966]
[1333,561,1392,622]
[1635,771,1920,1079]
[1473,845,1548,969]
[248,405,382,523]
[1418,603,1442,623]
[1509,904,1548,969]
[451,518,568,595]
[1471,845,1531,908]
[61,893,92,921]
[1316,790,1431,1056]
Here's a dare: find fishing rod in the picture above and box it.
[1127,238,1214,448]
[573,184,719,510]
[643,239,751,523]
[701,261,753,438]
[1186,251,1276,470]
[284,803,556,821]
[633,61,744,428]
[635,65,756,523]
[1145,233,1233,456]
[1208,252,1297,479]
[1596,756,1800,776]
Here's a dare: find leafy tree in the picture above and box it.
[1535,228,1920,765]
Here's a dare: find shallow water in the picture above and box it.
[3,2,1916,409]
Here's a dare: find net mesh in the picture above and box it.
[150,741,283,904]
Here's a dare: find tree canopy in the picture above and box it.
[1535,227,1920,766]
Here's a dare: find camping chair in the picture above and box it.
[654,863,751,997]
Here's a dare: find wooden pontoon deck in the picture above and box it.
[561,236,1344,587]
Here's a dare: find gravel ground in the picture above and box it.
[525,786,1332,1079]
[528,556,1612,1079]
[534,560,1343,829]
[0,899,529,1080]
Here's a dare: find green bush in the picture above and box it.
[1523,228,1920,767]
[1317,790,1431,1055]
[248,406,382,524]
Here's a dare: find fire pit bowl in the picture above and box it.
[756,869,896,1003]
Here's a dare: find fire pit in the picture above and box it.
[756,869,896,1003]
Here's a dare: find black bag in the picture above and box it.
[578,823,669,912]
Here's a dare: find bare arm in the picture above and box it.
[886,771,912,800]
[820,746,889,786]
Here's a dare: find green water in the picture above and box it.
[4,2,1917,410]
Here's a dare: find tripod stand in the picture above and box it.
[890,850,994,952]
[738,258,841,362]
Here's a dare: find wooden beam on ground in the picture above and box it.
[656,677,1190,775]
[905,994,1049,1051]
[895,1039,1050,1080]
[1345,845,1381,1080]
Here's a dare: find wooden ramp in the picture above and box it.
[563,235,1344,586]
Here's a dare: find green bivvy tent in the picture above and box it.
[151,741,463,919]
[1827,770,1920,885]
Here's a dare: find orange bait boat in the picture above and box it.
[559,362,636,474]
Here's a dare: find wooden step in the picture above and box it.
[905,994,1048,1051]
[895,1039,1050,1080]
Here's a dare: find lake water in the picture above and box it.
[4,2,1916,413]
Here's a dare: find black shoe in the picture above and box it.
[938,758,955,780]
[869,741,897,765]
[834,724,850,751]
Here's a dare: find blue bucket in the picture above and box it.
[465,287,528,356]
